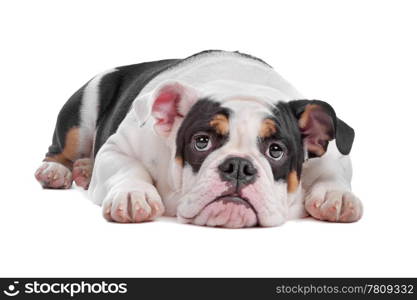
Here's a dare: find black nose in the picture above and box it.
[218,157,257,186]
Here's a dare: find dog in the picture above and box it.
[35,50,363,228]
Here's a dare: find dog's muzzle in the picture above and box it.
[189,194,258,228]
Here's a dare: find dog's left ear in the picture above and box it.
[133,81,199,136]
[288,100,355,157]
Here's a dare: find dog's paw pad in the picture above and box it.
[305,189,363,222]
[72,158,93,190]
[102,187,165,223]
[35,162,72,189]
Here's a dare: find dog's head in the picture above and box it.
[134,81,354,228]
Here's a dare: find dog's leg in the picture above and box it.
[88,138,165,223]
[35,91,91,189]
[301,142,363,222]
[35,86,85,189]
[35,69,120,189]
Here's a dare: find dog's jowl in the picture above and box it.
[35,50,363,228]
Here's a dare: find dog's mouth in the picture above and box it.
[206,194,256,212]
[184,193,258,228]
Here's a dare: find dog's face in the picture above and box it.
[134,81,354,227]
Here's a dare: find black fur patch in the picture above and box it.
[175,98,230,173]
[46,83,85,157]
[93,59,181,155]
[258,102,305,181]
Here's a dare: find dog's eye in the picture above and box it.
[194,135,212,151]
[267,143,284,160]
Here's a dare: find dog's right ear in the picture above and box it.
[133,81,199,136]
[288,99,355,157]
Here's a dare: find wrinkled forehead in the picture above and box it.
[176,97,279,140]
[175,98,278,147]
[177,80,294,141]
[220,99,275,144]
[222,98,273,119]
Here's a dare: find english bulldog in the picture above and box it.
[35,50,363,228]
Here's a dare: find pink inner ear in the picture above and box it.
[299,105,335,156]
[152,90,181,134]
[150,82,196,135]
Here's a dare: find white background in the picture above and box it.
[1,0,416,277]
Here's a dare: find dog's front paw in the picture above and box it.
[102,185,165,223]
[35,161,72,189]
[305,185,363,222]
[72,158,93,190]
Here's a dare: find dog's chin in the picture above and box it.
[190,196,258,228]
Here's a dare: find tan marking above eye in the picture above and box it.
[287,170,299,193]
[259,118,277,138]
[175,156,184,166]
[209,114,229,135]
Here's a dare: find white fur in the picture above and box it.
[88,52,361,227]
[79,68,117,156]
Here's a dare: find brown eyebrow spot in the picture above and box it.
[287,170,299,193]
[259,118,277,138]
[175,156,183,166]
[209,114,229,135]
